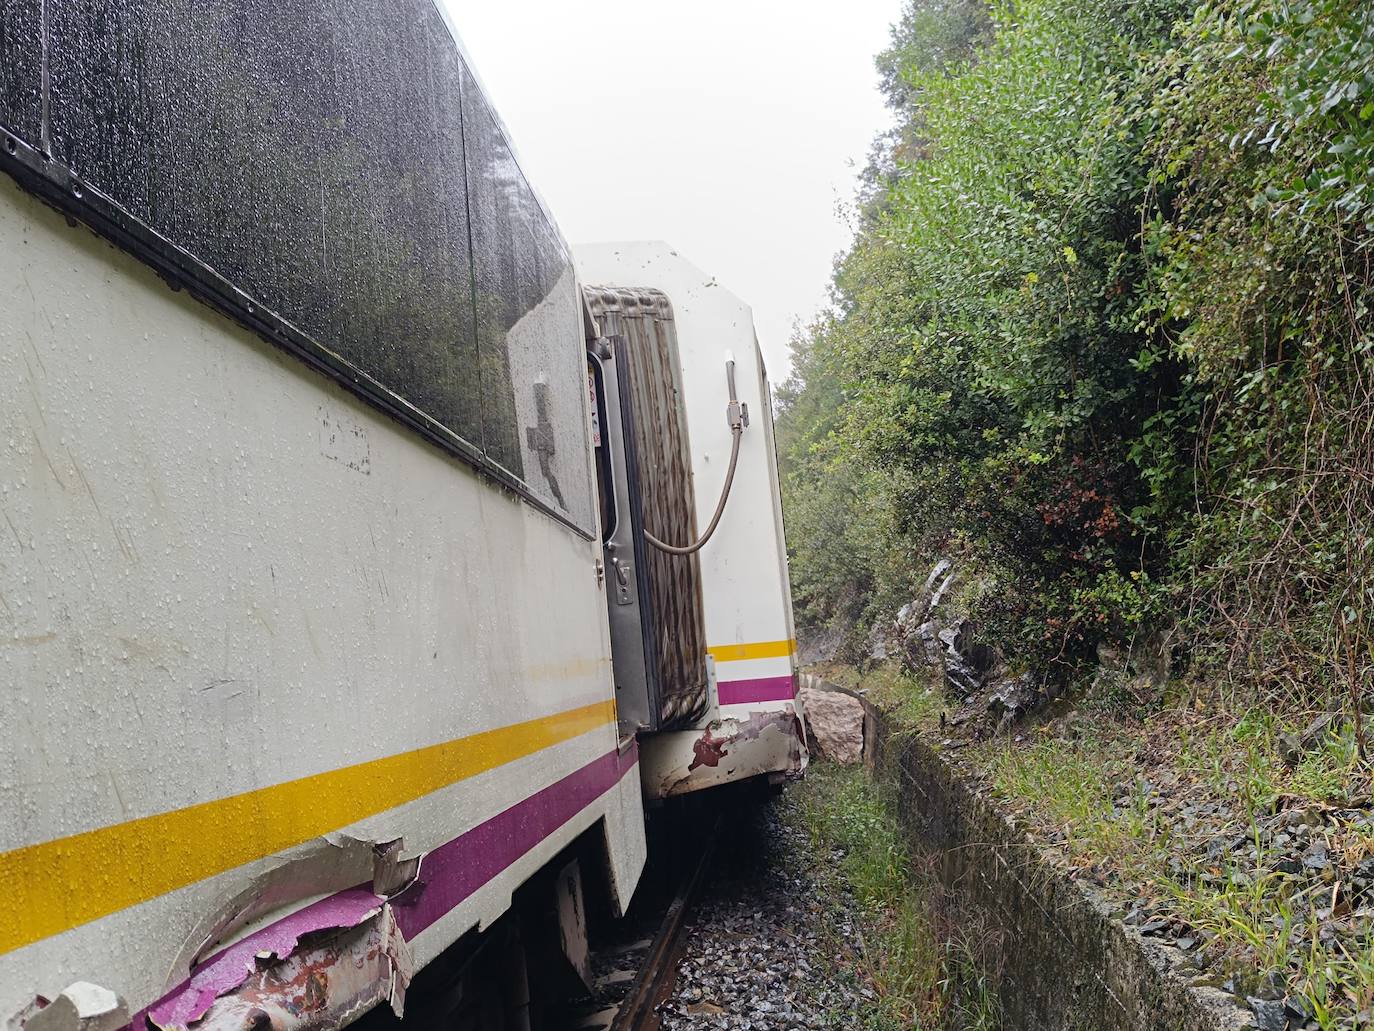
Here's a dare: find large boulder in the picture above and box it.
[797,683,865,765]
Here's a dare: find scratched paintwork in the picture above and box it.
[641,710,806,798]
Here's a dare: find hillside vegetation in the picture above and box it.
[783,3,1374,1021]
[780,0,1374,719]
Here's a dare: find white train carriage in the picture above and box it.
[578,244,806,800]
[0,4,644,1029]
[0,4,802,1030]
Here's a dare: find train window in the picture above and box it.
[463,84,594,530]
[43,0,483,446]
[0,0,594,535]
[46,0,485,448]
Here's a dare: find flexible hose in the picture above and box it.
[643,422,743,555]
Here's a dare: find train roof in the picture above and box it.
[575,242,767,370]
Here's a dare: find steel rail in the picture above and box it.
[609,815,722,1031]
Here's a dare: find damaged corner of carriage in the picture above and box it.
[11,835,426,1031]
[11,904,416,1031]
[677,708,807,785]
[142,899,414,1031]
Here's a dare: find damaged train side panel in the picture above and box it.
[16,893,411,1031]
[146,894,412,1031]
[0,31,644,1028]
[641,709,807,799]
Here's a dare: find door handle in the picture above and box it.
[609,556,633,605]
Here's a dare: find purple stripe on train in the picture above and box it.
[717,675,797,705]
[391,744,636,938]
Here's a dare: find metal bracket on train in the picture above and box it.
[725,359,749,430]
[609,555,634,606]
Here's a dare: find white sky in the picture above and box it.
[444,0,901,380]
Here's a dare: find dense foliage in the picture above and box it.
[779,0,1374,707]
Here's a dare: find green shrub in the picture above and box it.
[778,0,1374,719]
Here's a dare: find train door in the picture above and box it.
[584,288,710,738]
[588,338,653,735]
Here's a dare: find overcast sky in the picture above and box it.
[444,0,902,380]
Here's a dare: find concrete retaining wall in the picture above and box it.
[810,674,1254,1031]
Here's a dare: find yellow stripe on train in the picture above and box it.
[0,698,616,957]
[706,638,797,662]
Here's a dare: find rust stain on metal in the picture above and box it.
[678,709,800,782]
[151,905,412,1031]
[194,912,408,1030]
[688,725,729,771]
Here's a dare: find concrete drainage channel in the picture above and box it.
[798,674,1255,1031]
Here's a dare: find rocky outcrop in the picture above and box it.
[891,559,958,672]
[890,559,1052,735]
[936,619,999,696]
[986,672,1042,733]
[892,560,1002,698]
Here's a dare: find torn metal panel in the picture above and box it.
[152,907,411,1031]
[146,889,410,1031]
[365,838,422,899]
[167,835,413,985]
[640,708,807,799]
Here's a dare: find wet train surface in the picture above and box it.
[0,4,804,1029]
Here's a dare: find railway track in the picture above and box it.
[608,817,720,1031]
[354,803,727,1031]
[566,815,722,1031]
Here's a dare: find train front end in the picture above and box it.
[578,242,807,800]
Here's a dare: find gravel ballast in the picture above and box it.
[656,797,878,1030]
